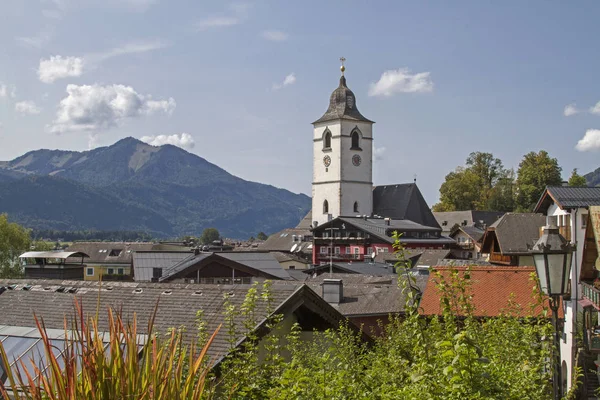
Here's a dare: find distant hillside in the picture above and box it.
[585,167,600,187]
[0,138,310,238]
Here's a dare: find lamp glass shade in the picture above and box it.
[533,253,549,295]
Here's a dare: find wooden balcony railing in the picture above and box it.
[316,253,364,261]
[582,282,600,309]
[489,252,512,264]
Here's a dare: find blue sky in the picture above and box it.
[1,1,600,206]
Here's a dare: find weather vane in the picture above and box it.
[340,57,346,76]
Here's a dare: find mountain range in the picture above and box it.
[585,168,600,187]
[0,137,311,239]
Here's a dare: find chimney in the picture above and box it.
[322,279,343,304]
[384,217,391,226]
[194,247,200,256]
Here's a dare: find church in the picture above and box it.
[306,61,453,264]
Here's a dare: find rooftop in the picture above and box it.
[535,186,600,212]
[313,74,373,125]
[481,213,546,254]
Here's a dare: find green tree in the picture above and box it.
[568,168,587,187]
[200,228,220,244]
[0,214,31,278]
[515,150,563,211]
[256,232,268,241]
[433,152,513,211]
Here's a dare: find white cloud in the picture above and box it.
[16,30,53,48]
[576,129,600,152]
[0,83,16,99]
[140,133,195,149]
[261,30,288,42]
[38,56,84,83]
[564,103,579,117]
[374,146,386,161]
[47,84,175,133]
[88,40,168,63]
[368,68,433,97]
[272,73,296,90]
[195,16,239,31]
[15,101,41,115]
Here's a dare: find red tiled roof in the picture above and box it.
[419,266,563,318]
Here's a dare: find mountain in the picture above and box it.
[585,167,600,187]
[0,138,310,238]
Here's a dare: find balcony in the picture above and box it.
[456,242,475,250]
[582,282,600,309]
[314,236,370,245]
[316,253,364,262]
[489,252,513,264]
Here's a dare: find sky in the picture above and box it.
[2,1,600,206]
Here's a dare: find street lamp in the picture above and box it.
[530,219,575,400]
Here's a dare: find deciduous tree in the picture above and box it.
[200,228,220,244]
[515,150,562,211]
[0,214,31,278]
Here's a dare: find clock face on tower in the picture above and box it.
[323,155,331,167]
[352,154,361,166]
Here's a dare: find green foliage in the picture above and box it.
[515,150,563,211]
[256,232,268,241]
[31,229,154,242]
[200,228,220,245]
[568,168,587,187]
[0,299,218,399]
[0,214,30,278]
[433,152,514,212]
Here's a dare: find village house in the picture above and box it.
[19,251,90,280]
[433,210,505,236]
[534,186,600,392]
[479,213,546,265]
[448,225,486,260]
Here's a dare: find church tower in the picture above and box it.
[312,59,375,227]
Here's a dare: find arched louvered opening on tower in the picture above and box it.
[323,130,332,150]
[323,200,329,214]
[353,201,359,213]
[351,130,360,150]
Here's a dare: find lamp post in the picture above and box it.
[530,219,574,400]
[325,227,339,277]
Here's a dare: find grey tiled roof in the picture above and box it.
[259,228,312,253]
[433,211,505,233]
[157,252,292,282]
[306,262,396,276]
[372,183,440,228]
[535,186,600,212]
[313,75,373,124]
[133,251,194,270]
[67,242,157,264]
[0,279,355,363]
[296,210,313,229]
[452,226,485,242]
[483,213,546,254]
[413,249,453,267]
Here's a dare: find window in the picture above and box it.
[582,213,588,228]
[345,246,350,254]
[323,200,329,214]
[117,268,124,275]
[109,249,122,257]
[323,130,332,149]
[107,268,114,275]
[152,268,162,279]
[334,247,341,255]
[289,265,296,270]
[351,130,360,149]
[320,247,328,254]
[353,201,359,213]
[367,247,373,256]
[86,267,94,276]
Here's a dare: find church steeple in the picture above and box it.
[312,59,373,125]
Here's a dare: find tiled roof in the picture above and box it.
[482,213,546,254]
[259,228,312,253]
[372,183,440,228]
[535,186,600,212]
[313,75,373,124]
[67,242,157,264]
[0,279,356,363]
[433,211,505,233]
[419,266,561,318]
[414,249,453,267]
[456,226,486,242]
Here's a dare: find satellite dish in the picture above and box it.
[290,244,298,252]
[295,245,302,253]
[371,252,376,259]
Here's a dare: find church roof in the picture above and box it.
[372,183,440,229]
[313,75,373,124]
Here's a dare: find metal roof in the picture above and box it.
[372,183,440,228]
[19,251,90,259]
[313,75,373,124]
[481,213,546,254]
[535,186,600,212]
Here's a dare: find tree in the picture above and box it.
[200,228,220,244]
[515,150,562,211]
[433,152,514,212]
[568,168,587,187]
[0,214,31,278]
[256,232,268,241]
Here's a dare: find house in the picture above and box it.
[66,242,157,281]
[19,251,90,280]
[449,225,485,260]
[133,251,292,283]
[0,279,368,375]
[270,252,311,270]
[433,210,505,236]
[258,228,313,259]
[480,213,546,265]
[311,216,454,265]
[534,186,600,391]
[302,261,397,277]
[419,266,562,318]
